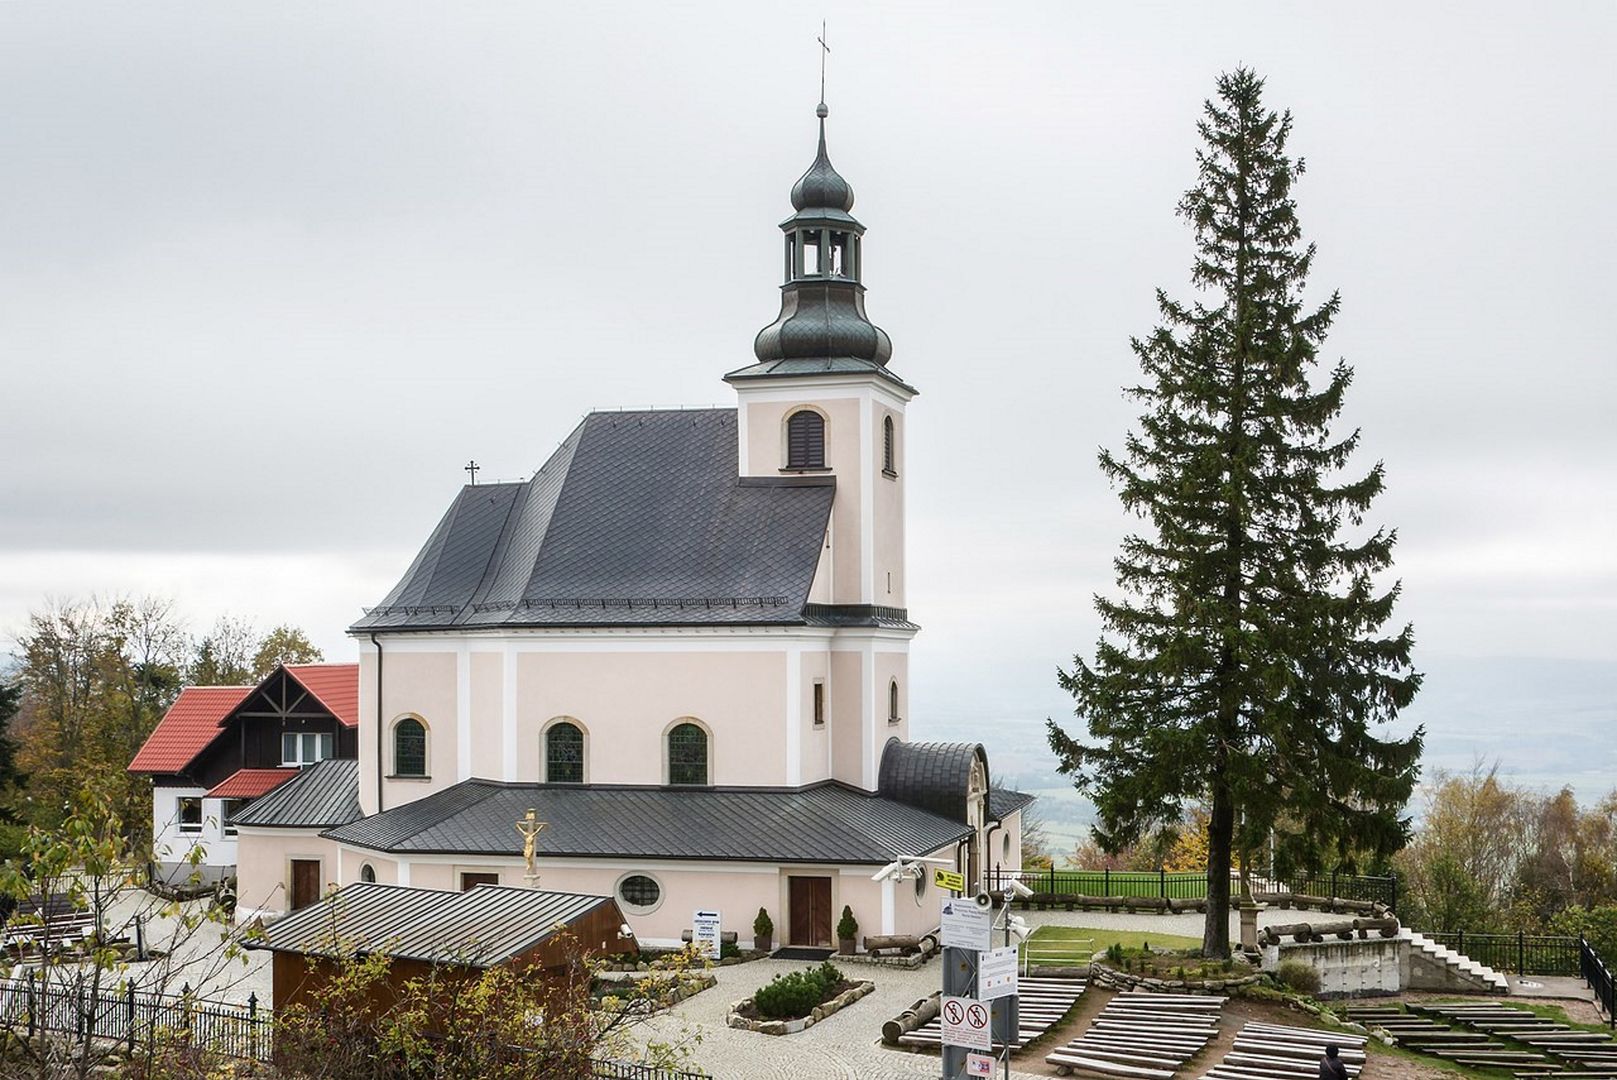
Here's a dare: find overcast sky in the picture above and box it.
[3,3,1613,795]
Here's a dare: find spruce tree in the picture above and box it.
[1048,69,1423,955]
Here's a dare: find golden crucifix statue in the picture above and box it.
[516,808,547,881]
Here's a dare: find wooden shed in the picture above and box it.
[249,881,637,1014]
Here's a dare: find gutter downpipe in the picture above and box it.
[370,632,384,814]
[984,819,1004,893]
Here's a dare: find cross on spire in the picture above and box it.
[817,19,830,108]
[464,459,480,485]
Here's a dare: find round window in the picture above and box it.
[913,872,927,904]
[360,864,376,884]
[1002,834,1012,860]
[619,874,661,909]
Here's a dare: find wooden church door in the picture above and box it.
[788,876,832,946]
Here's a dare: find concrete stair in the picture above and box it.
[1404,929,1511,994]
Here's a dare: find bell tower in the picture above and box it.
[726,101,916,612]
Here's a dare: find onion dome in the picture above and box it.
[790,103,855,214]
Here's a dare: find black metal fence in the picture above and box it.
[987,867,1398,911]
[1581,936,1616,1029]
[0,973,270,1060]
[0,973,711,1077]
[1426,931,1582,976]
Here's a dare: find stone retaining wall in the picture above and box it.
[1088,961,1264,994]
[726,981,876,1036]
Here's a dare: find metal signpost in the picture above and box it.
[692,909,722,960]
[939,888,1021,1080]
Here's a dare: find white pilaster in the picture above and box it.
[502,644,518,781]
[785,645,802,786]
[456,645,472,782]
[881,876,896,935]
[859,394,875,603]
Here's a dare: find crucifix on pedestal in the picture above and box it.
[516,808,547,887]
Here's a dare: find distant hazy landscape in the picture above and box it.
[914,653,1617,858]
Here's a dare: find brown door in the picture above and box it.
[290,860,321,911]
[788,876,833,947]
[460,872,500,892]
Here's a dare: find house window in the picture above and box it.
[546,721,584,784]
[786,410,825,469]
[222,799,246,837]
[812,681,825,727]
[177,797,202,834]
[667,723,709,786]
[617,873,663,913]
[393,717,427,777]
[883,415,897,476]
[360,863,376,884]
[888,680,901,725]
[461,872,500,892]
[281,731,333,767]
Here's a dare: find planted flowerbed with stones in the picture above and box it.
[726,961,875,1035]
[1089,941,1264,993]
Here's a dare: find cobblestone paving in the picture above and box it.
[636,908,1300,1079]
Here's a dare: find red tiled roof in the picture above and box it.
[206,768,299,800]
[285,663,360,727]
[128,686,254,775]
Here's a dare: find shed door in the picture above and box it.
[290,860,321,911]
[788,876,832,947]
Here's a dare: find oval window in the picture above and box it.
[619,874,661,909]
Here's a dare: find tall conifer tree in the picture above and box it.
[1048,69,1423,955]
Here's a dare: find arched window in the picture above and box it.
[667,722,709,786]
[393,717,427,777]
[546,721,585,784]
[360,863,376,884]
[786,410,825,469]
[888,680,901,725]
[883,415,897,476]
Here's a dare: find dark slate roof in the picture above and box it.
[352,409,837,631]
[988,788,1035,820]
[250,882,622,967]
[322,779,973,864]
[230,759,361,829]
[878,739,988,824]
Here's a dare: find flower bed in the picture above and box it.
[1089,943,1262,993]
[726,962,876,1035]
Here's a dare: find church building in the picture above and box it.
[228,101,1029,948]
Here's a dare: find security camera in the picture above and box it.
[973,891,994,911]
[1006,879,1034,899]
[618,923,634,939]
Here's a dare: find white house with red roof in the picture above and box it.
[128,663,359,886]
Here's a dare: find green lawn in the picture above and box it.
[1021,923,1202,963]
[1024,869,1210,898]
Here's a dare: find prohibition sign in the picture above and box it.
[967,1003,988,1028]
[944,999,965,1025]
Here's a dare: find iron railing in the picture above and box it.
[987,867,1398,911]
[1427,931,1581,976]
[0,972,711,1076]
[0,973,270,1060]
[1581,935,1616,1029]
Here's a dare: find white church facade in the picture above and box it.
[163,101,1028,948]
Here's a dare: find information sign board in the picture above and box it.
[966,1052,996,1077]
[941,995,992,1052]
[692,909,722,960]
[933,867,966,892]
[979,944,1018,1001]
[940,898,993,952]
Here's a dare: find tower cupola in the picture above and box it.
[744,102,895,374]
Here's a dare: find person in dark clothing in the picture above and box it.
[1319,1044,1350,1080]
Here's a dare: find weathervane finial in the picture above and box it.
[817,19,830,117]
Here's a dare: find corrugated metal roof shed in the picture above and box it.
[321,777,973,864]
[252,882,620,967]
[230,758,361,829]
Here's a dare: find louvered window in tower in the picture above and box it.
[883,415,896,475]
[786,410,825,469]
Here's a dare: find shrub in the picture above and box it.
[1106,943,1125,965]
[752,962,847,1020]
[1274,959,1321,994]
[753,907,773,936]
[837,905,858,942]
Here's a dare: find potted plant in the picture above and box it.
[836,905,859,955]
[753,907,774,953]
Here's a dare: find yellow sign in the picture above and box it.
[934,868,966,892]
